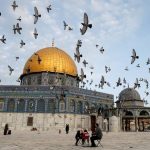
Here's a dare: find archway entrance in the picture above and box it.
[91,115,96,132]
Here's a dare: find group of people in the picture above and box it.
[75,123,103,147]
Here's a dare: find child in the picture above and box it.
[82,129,89,145]
[75,130,82,146]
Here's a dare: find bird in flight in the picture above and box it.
[33,6,41,24]
[99,47,104,54]
[124,66,129,71]
[146,58,150,65]
[17,16,21,22]
[131,49,139,64]
[8,65,14,75]
[0,35,6,44]
[63,21,68,30]
[33,28,38,39]
[80,12,92,35]
[13,23,22,34]
[20,40,25,48]
[116,77,122,87]
[80,68,86,82]
[74,46,82,63]
[82,60,88,67]
[11,1,18,11]
[99,75,106,89]
[134,78,140,89]
[47,5,52,13]
[15,56,19,61]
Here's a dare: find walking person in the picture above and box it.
[65,124,69,134]
[4,123,9,135]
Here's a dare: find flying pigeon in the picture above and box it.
[99,75,106,89]
[20,40,25,48]
[11,1,18,11]
[68,26,73,31]
[13,23,22,34]
[0,35,6,44]
[82,59,88,67]
[131,49,139,64]
[74,46,82,63]
[33,28,38,39]
[80,12,92,35]
[15,56,19,61]
[17,16,21,22]
[134,78,140,89]
[136,64,140,67]
[63,21,68,30]
[96,44,99,48]
[80,68,86,82]
[37,55,42,64]
[8,65,14,75]
[146,58,150,65]
[33,6,41,24]
[124,66,129,71]
[77,40,82,47]
[99,47,104,54]
[116,77,122,87]
[47,5,52,13]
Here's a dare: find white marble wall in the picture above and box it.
[0,113,103,131]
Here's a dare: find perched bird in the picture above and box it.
[47,5,52,13]
[15,56,19,61]
[63,21,68,30]
[99,75,106,89]
[134,78,140,89]
[116,77,122,87]
[79,68,86,82]
[99,47,104,54]
[33,28,38,39]
[146,58,150,65]
[8,65,14,75]
[17,16,21,22]
[80,12,92,35]
[33,6,41,24]
[131,49,139,64]
[0,35,6,44]
[13,23,22,34]
[11,1,18,11]
[74,46,82,63]
[82,59,88,67]
[20,40,25,48]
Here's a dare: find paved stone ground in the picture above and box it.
[0,130,150,150]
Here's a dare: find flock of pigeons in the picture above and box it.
[0,1,150,105]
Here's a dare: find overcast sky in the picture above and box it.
[0,0,150,106]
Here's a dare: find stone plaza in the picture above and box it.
[0,129,150,150]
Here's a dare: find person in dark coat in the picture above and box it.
[4,123,9,135]
[65,124,69,134]
[90,123,103,147]
[75,130,82,146]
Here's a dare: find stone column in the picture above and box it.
[4,98,8,112]
[24,99,28,112]
[14,99,18,112]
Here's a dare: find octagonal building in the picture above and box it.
[0,46,113,131]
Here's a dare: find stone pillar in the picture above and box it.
[35,99,38,112]
[14,99,18,112]
[45,99,48,112]
[109,116,119,132]
[4,98,8,112]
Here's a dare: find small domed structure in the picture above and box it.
[116,88,144,108]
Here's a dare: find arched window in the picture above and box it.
[27,99,35,112]
[7,99,15,112]
[47,99,55,113]
[17,99,25,112]
[140,110,149,116]
[37,99,45,112]
[70,99,75,113]
[77,101,82,113]
[125,111,133,116]
[59,100,65,112]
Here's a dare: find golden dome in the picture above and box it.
[22,47,77,76]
